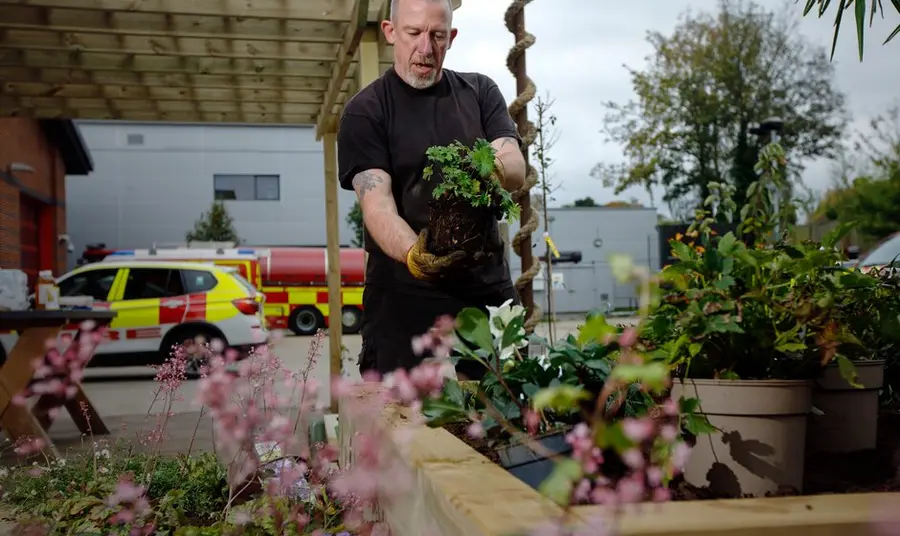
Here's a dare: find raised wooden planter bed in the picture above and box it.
[339,384,896,536]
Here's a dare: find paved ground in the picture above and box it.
[5,316,639,462]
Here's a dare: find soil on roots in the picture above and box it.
[428,194,496,258]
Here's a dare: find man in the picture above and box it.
[337,0,526,379]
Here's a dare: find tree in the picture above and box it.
[532,92,562,343]
[595,0,846,214]
[568,197,598,207]
[799,0,900,61]
[185,201,240,243]
[347,200,364,247]
[821,104,900,240]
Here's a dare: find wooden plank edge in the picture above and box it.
[339,384,900,536]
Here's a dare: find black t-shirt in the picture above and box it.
[337,67,520,297]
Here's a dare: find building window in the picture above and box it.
[214,174,280,201]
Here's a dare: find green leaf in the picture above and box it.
[608,362,670,390]
[822,220,857,249]
[577,314,616,347]
[584,359,612,375]
[501,315,525,350]
[445,380,466,407]
[522,383,540,398]
[775,342,807,353]
[421,399,467,426]
[716,232,737,255]
[456,307,495,353]
[532,385,591,412]
[538,458,583,506]
[855,0,866,61]
[683,413,717,436]
[834,354,862,388]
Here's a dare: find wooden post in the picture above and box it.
[323,130,342,413]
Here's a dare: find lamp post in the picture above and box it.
[749,116,786,236]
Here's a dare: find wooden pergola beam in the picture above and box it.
[0,0,358,22]
[0,67,348,91]
[0,22,346,45]
[315,0,370,138]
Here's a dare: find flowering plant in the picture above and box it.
[642,146,881,385]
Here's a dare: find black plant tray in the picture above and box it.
[496,431,573,490]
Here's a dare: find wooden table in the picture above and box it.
[0,310,116,457]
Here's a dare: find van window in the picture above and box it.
[229,272,259,296]
[182,269,219,293]
[58,268,119,301]
[122,268,185,300]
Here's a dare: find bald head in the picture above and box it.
[383,0,458,89]
[390,0,453,24]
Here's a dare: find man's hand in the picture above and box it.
[406,229,467,280]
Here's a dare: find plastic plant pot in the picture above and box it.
[496,430,572,490]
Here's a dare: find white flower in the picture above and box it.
[486,299,528,360]
[486,299,526,339]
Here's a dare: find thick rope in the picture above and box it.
[505,0,541,332]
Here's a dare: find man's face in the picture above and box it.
[382,0,457,89]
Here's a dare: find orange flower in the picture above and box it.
[695,246,706,254]
[710,229,718,236]
[674,233,684,241]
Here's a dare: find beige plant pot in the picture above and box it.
[807,359,885,454]
[672,378,812,497]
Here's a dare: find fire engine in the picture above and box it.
[80,243,366,336]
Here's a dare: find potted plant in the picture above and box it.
[643,143,876,497]
[423,139,520,259]
[806,264,900,453]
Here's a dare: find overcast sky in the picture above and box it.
[443,0,899,211]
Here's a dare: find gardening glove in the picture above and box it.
[406,229,467,280]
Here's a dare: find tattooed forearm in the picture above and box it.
[352,168,418,263]
[352,170,384,199]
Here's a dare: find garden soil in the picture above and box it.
[428,194,496,258]
[448,412,900,500]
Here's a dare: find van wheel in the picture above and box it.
[289,306,324,336]
[160,326,225,378]
[341,306,363,334]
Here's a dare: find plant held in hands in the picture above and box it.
[423,139,520,257]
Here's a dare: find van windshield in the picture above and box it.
[861,234,900,266]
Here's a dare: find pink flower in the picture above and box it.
[13,436,46,456]
[106,476,150,525]
[622,417,655,442]
[616,474,645,503]
[671,441,692,470]
[618,327,638,348]
[621,448,645,470]
[466,421,484,439]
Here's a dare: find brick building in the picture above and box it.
[0,119,93,285]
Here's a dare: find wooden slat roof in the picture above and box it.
[0,0,398,127]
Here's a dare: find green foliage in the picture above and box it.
[1,449,229,534]
[641,141,899,387]
[817,105,900,242]
[346,200,364,247]
[423,139,520,222]
[186,201,240,244]
[0,446,350,535]
[595,0,845,213]
[798,0,900,61]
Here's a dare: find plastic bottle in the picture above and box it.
[35,270,60,311]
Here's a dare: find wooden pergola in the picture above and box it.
[0,0,463,409]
